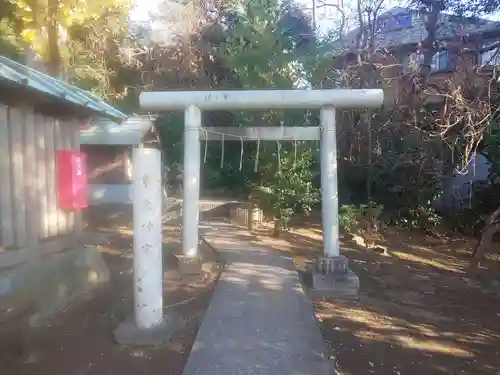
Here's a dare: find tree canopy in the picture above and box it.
[2,0,500,243]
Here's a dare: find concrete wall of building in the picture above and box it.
[0,103,109,326]
[435,153,491,210]
[335,38,499,107]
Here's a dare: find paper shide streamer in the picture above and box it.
[254,138,260,172]
[220,134,225,168]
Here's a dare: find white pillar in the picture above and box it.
[132,147,164,329]
[320,105,340,257]
[182,105,202,257]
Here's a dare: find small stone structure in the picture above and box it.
[79,116,158,205]
[228,203,264,230]
[0,56,126,326]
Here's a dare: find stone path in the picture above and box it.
[180,221,335,375]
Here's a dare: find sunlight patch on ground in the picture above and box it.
[395,335,474,358]
[350,328,476,359]
[254,237,294,250]
[95,245,124,256]
[316,303,401,331]
[406,323,443,337]
[390,250,465,273]
[282,222,500,374]
[406,244,467,265]
[92,226,121,234]
[116,226,133,236]
[484,364,500,373]
[315,300,482,359]
[404,244,436,253]
[251,226,323,257]
[292,227,324,241]
[453,330,500,345]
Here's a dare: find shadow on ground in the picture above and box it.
[0,204,221,375]
[182,221,337,375]
[249,222,500,375]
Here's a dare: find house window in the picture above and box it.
[404,51,452,72]
[378,11,412,33]
[431,51,452,72]
[480,42,500,66]
[395,12,412,29]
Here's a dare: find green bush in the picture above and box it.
[252,149,319,232]
[339,202,384,233]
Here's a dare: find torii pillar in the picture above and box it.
[141,89,383,298]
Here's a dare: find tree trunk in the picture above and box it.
[273,218,281,238]
[418,4,442,77]
[47,0,61,77]
[365,111,373,198]
[473,223,500,257]
[472,204,500,257]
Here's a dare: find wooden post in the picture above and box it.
[0,105,14,247]
[24,107,40,250]
[10,107,27,247]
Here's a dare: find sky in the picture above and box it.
[128,0,387,35]
[129,0,500,38]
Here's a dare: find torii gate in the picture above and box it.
[142,89,383,260]
[116,89,383,342]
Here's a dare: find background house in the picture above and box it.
[335,8,500,210]
[435,152,492,209]
[0,56,126,324]
[336,7,500,106]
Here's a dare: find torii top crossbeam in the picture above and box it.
[140,89,384,110]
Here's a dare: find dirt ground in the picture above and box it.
[255,223,500,375]
[0,206,221,375]
[3,207,500,375]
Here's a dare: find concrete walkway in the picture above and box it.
[181,221,335,375]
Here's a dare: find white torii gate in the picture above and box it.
[141,89,383,258]
[127,89,383,334]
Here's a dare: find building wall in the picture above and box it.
[0,103,82,253]
[334,37,498,208]
[387,49,489,107]
[336,39,499,107]
[436,152,491,210]
[0,103,110,324]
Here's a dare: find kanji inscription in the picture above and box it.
[141,221,153,231]
[141,244,153,255]
[143,198,153,210]
[142,173,150,188]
